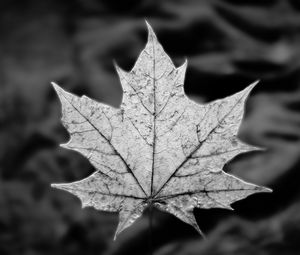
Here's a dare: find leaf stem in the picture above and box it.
[148,205,154,255]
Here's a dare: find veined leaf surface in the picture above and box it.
[51,22,271,240]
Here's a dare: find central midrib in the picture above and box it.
[150,35,157,197]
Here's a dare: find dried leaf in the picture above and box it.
[51,22,271,239]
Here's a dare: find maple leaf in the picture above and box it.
[51,22,271,240]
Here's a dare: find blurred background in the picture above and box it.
[1,0,300,254]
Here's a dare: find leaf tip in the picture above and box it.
[50,183,59,189]
[60,143,69,149]
[145,20,157,41]
[51,82,67,99]
[112,59,118,69]
[255,185,273,193]
[179,58,188,69]
[238,80,260,102]
[144,19,151,29]
[113,233,118,241]
[51,81,60,92]
[81,202,88,209]
[247,80,260,91]
[252,145,266,152]
[225,205,234,211]
[113,226,123,241]
[243,144,266,154]
[114,61,126,75]
[262,187,273,193]
[195,226,206,239]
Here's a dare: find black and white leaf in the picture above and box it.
[51,22,271,240]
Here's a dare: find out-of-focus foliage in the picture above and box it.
[155,201,300,255]
[0,0,300,254]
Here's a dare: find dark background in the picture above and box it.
[1,0,300,254]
